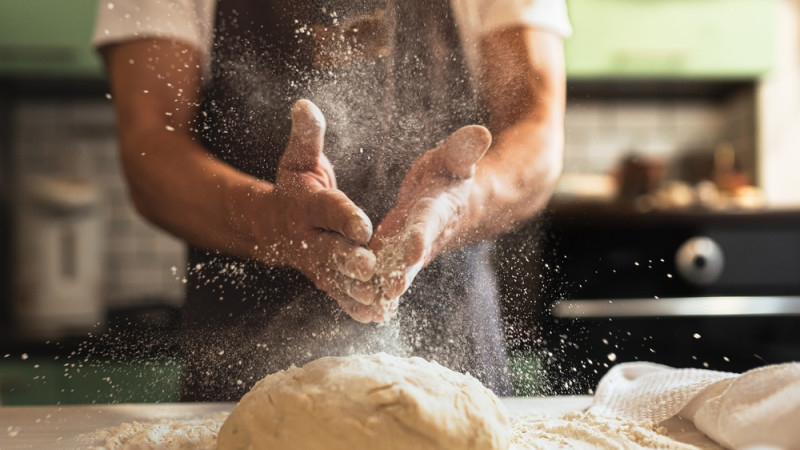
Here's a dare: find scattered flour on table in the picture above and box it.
[87,410,715,450]
[510,411,712,450]
[86,413,228,450]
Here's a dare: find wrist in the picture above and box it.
[223,178,279,262]
[452,166,495,248]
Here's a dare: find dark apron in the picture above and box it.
[181,0,511,401]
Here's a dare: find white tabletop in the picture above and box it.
[0,397,594,449]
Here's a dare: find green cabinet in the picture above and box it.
[0,0,102,78]
[565,0,777,79]
[0,357,182,405]
[0,357,60,405]
[59,359,183,405]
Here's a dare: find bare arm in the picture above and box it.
[102,39,269,257]
[372,27,565,300]
[102,39,380,321]
[470,26,565,239]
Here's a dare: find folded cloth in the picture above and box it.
[589,362,800,449]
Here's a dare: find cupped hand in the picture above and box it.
[261,99,384,322]
[370,125,492,313]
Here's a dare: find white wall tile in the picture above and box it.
[563,96,751,180]
[12,99,187,309]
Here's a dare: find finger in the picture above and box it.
[379,199,447,299]
[410,200,446,255]
[306,189,373,244]
[404,196,451,263]
[371,291,400,322]
[376,299,399,322]
[435,125,492,179]
[372,234,409,299]
[340,278,383,305]
[382,255,425,301]
[315,266,381,306]
[311,265,379,315]
[381,268,407,303]
[282,99,327,171]
[331,241,376,282]
[330,291,377,323]
[371,212,405,250]
[309,232,377,301]
[379,242,422,300]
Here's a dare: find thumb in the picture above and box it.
[435,125,492,179]
[282,99,327,171]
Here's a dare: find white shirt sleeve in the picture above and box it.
[450,0,571,77]
[451,0,572,39]
[92,0,216,59]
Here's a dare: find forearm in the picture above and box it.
[465,117,563,242]
[118,126,276,260]
[104,39,278,262]
[454,26,566,247]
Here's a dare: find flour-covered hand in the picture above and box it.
[371,125,492,309]
[260,100,383,323]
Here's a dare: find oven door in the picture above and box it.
[527,204,800,394]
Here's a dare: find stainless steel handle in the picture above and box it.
[553,296,800,318]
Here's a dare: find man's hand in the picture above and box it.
[261,100,383,322]
[370,125,492,308]
[366,28,567,315]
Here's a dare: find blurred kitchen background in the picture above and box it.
[1,0,800,404]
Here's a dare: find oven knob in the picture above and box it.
[676,236,724,285]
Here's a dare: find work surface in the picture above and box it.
[1,396,720,449]
[1,397,592,449]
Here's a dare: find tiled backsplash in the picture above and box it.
[563,92,755,180]
[12,99,185,308]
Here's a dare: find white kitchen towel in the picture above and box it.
[589,361,800,449]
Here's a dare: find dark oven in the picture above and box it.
[521,202,800,394]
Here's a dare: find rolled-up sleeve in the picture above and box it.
[92,0,215,58]
[452,0,572,38]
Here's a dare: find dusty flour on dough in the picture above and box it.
[86,413,227,450]
[217,352,510,450]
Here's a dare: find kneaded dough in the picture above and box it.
[217,353,511,450]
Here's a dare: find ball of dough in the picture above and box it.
[217,353,511,450]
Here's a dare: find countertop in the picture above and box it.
[0,396,721,449]
[0,397,594,449]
